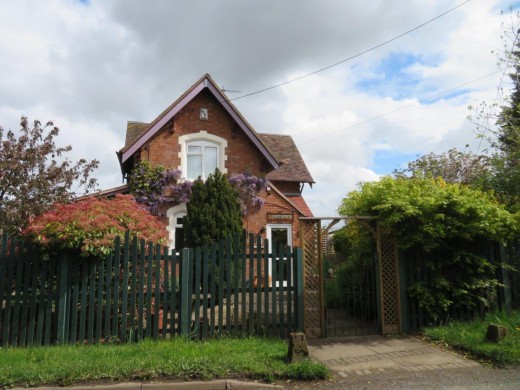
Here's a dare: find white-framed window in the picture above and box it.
[179,131,227,180]
[167,204,187,252]
[267,224,293,287]
[187,140,218,180]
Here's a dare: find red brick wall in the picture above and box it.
[244,187,302,248]
[160,186,303,249]
[138,89,269,177]
[134,88,305,249]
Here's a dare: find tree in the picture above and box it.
[0,117,99,233]
[497,15,520,158]
[469,11,520,210]
[340,176,513,250]
[393,148,492,188]
[183,169,242,248]
[339,176,516,320]
[485,15,520,210]
[23,194,168,258]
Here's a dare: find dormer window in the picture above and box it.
[179,131,228,180]
[187,141,218,180]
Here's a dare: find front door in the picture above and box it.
[174,212,186,252]
[267,224,292,286]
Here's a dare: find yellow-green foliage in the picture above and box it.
[340,176,515,251]
[339,177,517,320]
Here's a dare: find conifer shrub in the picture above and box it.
[184,170,242,248]
[183,170,243,289]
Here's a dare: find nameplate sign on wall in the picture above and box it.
[267,213,293,223]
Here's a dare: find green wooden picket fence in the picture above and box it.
[0,231,304,347]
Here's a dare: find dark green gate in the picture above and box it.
[301,217,403,337]
[322,228,379,336]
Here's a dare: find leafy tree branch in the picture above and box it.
[0,117,99,233]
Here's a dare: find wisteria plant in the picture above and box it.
[128,161,190,215]
[228,172,267,215]
[129,161,266,216]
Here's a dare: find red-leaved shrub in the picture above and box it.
[23,194,168,257]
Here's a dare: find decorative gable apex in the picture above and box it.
[119,74,279,170]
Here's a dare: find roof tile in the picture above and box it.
[258,134,314,184]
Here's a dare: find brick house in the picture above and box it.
[116,74,314,252]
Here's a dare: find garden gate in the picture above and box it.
[299,217,401,337]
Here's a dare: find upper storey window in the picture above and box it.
[179,131,227,180]
[187,140,218,180]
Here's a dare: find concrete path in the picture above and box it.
[291,335,520,389]
[308,335,479,379]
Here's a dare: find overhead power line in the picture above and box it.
[229,0,472,102]
[297,70,500,147]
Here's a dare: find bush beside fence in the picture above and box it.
[400,240,518,333]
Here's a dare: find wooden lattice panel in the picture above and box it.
[377,225,401,334]
[301,220,322,337]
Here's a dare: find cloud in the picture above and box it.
[0,0,513,217]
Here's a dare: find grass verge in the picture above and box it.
[0,336,329,388]
[424,310,520,367]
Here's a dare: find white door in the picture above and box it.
[267,224,292,286]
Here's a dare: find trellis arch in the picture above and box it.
[299,217,401,337]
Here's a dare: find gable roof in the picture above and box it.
[287,194,314,217]
[258,134,314,184]
[120,74,278,170]
[125,121,149,146]
[75,184,129,201]
[268,181,313,217]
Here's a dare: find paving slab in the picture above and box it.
[308,334,480,379]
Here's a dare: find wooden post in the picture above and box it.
[193,247,202,338]
[153,244,162,339]
[202,246,210,338]
[377,224,401,334]
[317,223,324,338]
[112,236,121,338]
[295,248,304,332]
[180,248,191,336]
[145,243,153,338]
[500,244,512,313]
[56,250,70,344]
[121,232,131,342]
[374,247,382,333]
[398,251,409,334]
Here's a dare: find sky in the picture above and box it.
[0,0,518,217]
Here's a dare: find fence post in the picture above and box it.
[56,250,70,344]
[295,248,304,332]
[499,244,512,313]
[180,248,191,336]
[398,251,409,333]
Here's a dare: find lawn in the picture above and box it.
[424,310,520,367]
[0,336,329,388]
